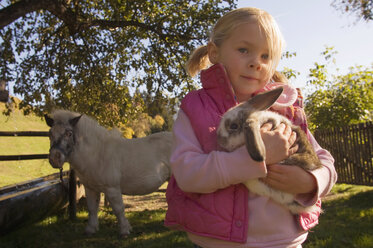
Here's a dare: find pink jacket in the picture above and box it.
[165,64,337,247]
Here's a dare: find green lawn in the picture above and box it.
[304,184,373,248]
[1,209,192,248]
[0,135,59,187]
[0,183,372,248]
[0,100,61,187]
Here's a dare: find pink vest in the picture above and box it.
[164,64,321,243]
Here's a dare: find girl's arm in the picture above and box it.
[297,132,337,204]
[170,110,267,194]
[262,131,337,206]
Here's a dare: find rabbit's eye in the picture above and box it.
[229,123,239,130]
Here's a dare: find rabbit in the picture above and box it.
[217,87,322,214]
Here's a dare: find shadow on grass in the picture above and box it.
[304,190,373,248]
[2,187,372,248]
[0,208,193,248]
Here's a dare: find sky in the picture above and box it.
[237,0,373,90]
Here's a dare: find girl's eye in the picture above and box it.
[261,54,269,60]
[238,48,248,54]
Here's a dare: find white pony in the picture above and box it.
[45,110,172,237]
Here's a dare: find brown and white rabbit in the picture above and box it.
[217,87,322,214]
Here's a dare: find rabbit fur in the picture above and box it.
[217,87,322,214]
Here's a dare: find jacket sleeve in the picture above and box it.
[170,109,267,194]
[295,131,337,206]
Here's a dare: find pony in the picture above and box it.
[45,110,172,237]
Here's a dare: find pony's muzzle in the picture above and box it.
[49,148,65,168]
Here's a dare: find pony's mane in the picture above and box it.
[52,110,122,144]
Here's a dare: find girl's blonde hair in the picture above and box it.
[186,7,285,82]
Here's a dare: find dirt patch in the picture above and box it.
[122,190,167,212]
[94,184,168,212]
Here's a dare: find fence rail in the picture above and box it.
[0,130,78,231]
[314,122,373,186]
[0,131,48,136]
[0,154,49,161]
[0,131,49,161]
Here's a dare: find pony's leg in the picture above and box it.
[84,186,100,235]
[105,187,132,237]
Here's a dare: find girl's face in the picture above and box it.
[208,21,272,102]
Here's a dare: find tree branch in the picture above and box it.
[0,0,71,29]
[90,19,196,41]
[1,0,196,40]
[1,0,44,29]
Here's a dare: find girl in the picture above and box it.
[164,7,336,248]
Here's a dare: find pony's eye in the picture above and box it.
[65,130,73,137]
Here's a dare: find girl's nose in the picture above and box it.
[249,64,261,70]
[249,57,261,70]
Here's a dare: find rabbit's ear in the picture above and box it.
[247,87,284,111]
[244,120,266,162]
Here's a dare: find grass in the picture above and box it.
[0,183,372,247]
[0,196,193,248]
[304,184,373,248]
[0,99,62,187]
[0,98,49,131]
[1,210,192,248]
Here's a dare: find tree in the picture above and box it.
[141,89,177,132]
[0,0,236,127]
[281,51,300,81]
[305,47,373,130]
[332,0,373,22]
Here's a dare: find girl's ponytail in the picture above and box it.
[271,71,288,84]
[185,45,210,77]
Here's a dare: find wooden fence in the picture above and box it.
[0,131,80,235]
[314,122,373,186]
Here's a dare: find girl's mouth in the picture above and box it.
[242,75,258,81]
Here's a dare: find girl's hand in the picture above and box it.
[260,122,298,165]
[261,164,317,194]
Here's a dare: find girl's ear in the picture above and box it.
[207,42,219,64]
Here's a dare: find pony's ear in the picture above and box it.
[69,115,82,127]
[45,114,54,127]
[247,87,283,111]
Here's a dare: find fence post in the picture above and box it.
[68,169,77,220]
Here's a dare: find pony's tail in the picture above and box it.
[185,45,210,77]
